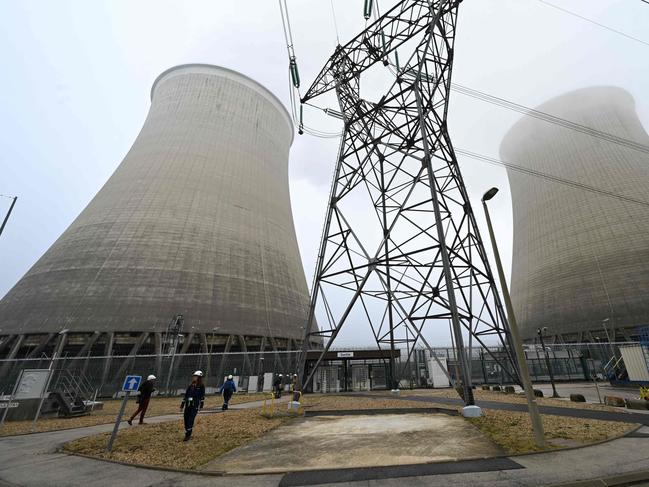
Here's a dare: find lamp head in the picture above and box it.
[482,187,499,202]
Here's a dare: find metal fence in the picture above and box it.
[0,351,300,398]
[0,341,634,397]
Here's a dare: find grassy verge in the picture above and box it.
[0,393,267,437]
[469,409,636,454]
[301,394,451,411]
[399,388,620,411]
[63,408,288,470]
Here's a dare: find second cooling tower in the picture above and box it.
[0,64,313,357]
[501,87,649,341]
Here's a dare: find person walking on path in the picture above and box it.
[291,374,298,392]
[127,374,156,425]
[219,374,237,410]
[273,374,283,399]
[180,370,205,441]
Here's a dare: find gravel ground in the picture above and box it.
[0,393,267,437]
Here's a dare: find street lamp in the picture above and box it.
[601,318,615,358]
[537,327,560,398]
[482,187,546,448]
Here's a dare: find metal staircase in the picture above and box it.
[603,355,627,381]
[49,369,95,417]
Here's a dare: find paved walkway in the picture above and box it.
[1,395,649,487]
[529,382,644,405]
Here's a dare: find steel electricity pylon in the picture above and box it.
[298,0,520,403]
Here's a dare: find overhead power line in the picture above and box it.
[451,83,649,156]
[277,0,649,210]
[537,0,649,47]
[456,148,649,209]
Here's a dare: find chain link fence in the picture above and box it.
[0,351,300,398]
[0,342,630,397]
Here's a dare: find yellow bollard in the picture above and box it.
[262,392,276,417]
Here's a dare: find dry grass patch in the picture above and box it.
[0,393,266,437]
[400,388,620,411]
[300,394,457,412]
[469,409,636,454]
[62,408,288,470]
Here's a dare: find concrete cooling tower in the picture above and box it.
[500,86,649,342]
[0,64,313,360]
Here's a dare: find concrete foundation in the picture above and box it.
[201,413,501,474]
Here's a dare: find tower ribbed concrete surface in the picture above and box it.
[500,87,649,341]
[0,64,312,354]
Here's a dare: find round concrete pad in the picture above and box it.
[201,413,502,474]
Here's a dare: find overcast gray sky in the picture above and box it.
[0,0,647,346]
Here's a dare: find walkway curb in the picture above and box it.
[547,469,649,486]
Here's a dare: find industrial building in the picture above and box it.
[500,86,649,342]
[0,64,313,366]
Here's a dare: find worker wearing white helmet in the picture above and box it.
[127,374,156,426]
[219,374,237,411]
[273,373,283,399]
[180,371,205,441]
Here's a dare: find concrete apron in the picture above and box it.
[200,413,502,474]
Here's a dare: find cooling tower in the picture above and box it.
[0,64,313,359]
[500,86,649,341]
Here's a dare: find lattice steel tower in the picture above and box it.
[298,0,518,400]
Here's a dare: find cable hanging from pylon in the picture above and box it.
[279,0,300,89]
[279,0,343,138]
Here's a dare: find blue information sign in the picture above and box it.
[122,375,142,392]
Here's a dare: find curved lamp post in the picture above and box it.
[537,327,560,398]
[482,187,546,448]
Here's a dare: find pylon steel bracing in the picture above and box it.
[299,0,520,401]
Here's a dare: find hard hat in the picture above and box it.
[279,374,283,377]
[147,375,156,381]
[293,374,297,377]
[228,374,233,379]
[193,370,204,377]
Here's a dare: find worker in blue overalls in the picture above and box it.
[180,370,205,441]
[219,374,237,410]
